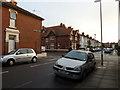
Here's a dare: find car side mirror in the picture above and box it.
[88,55,94,59]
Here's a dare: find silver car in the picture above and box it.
[1,48,37,66]
[53,50,96,80]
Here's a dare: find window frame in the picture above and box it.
[50,36,55,40]
[9,11,17,28]
[27,49,34,53]
[50,43,54,49]
[17,49,27,55]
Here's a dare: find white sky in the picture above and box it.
[7,0,119,43]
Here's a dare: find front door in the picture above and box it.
[15,49,28,62]
[8,35,16,53]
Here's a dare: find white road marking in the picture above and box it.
[47,59,57,62]
[14,81,32,88]
[97,67,106,69]
[0,71,9,74]
[30,61,55,68]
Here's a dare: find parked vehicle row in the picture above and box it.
[1,48,96,81]
[104,48,114,54]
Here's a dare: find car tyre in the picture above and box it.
[32,57,37,63]
[7,60,14,66]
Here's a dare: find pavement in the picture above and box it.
[75,58,119,88]
[37,51,120,88]
[37,52,60,60]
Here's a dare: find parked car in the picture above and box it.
[1,48,37,66]
[89,48,95,52]
[53,50,96,80]
[95,48,101,52]
[104,48,112,54]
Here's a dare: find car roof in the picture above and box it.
[71,50,92,54]
[18,48,33,50]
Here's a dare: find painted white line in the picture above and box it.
[47,59,57,62]
[97,67,106,69]
[0,71,9,74]
[14,81,32,88]
[30,61,54,68]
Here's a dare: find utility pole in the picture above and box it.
[94,0,103,65]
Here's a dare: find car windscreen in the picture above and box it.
[64,51,87,61]
[8,49,18,54]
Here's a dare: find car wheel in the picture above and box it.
[7,60,14,66]
[32,57,37,63]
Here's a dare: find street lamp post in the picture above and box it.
[94,34,96,47]
[94,0,103,66]
[116,0,120,41]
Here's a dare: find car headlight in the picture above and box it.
[55,61,58,66]
[74,66,81,71]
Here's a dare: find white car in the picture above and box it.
[53,50,96,80]
[1,48,37,66]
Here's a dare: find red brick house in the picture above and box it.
[0,1,44,55]
[41,23,80,50]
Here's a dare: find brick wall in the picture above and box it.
[56,36,70,49]
[2,7,9,55]
[2,6,42,55]
[17,12,42,53]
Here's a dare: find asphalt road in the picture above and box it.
[2,50,119,88]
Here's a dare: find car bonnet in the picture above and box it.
[56,57,86,68]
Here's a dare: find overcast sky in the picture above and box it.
[7,0,119,43]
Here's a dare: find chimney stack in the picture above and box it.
[86,34,89,37]
[60,23,63,27]
[42,26,45,30]
[10,0,17,5]
[60,23,65,27]
[82,32,84,35]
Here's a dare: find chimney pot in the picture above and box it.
[60,23,63,27]
[82,32,84,35]
[10,0,17,5]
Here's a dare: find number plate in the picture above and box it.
[59,70,69,74]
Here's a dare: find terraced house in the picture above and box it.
[1,0,44,55]
[79,32,101,50]
[41,23,80,50]
[41,23,101,50]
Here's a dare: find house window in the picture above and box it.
[50,36,55,40]
[70,35,73,40]
[46,38,48,42]
[42,30,46,33]
[50,43,54,49]
[75,37,77,41]
[10,12,16,28]
[58,43,60,48]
